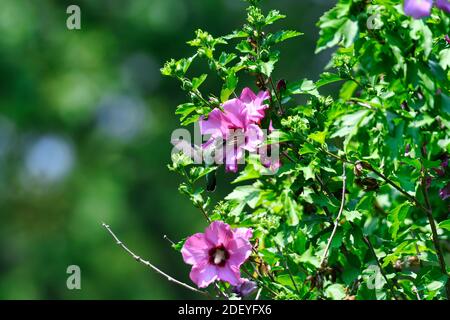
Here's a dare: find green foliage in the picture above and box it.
[163,0,450,300]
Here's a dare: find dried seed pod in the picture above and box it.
[394,259,403,272]
[354,162,364,176]
[408,256,420,267]
[355,177,379,191]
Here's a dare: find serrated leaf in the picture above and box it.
[388,202,412,240]
[308,131,327,145]
[325,284,346,300]
[438,219,450,231]
[192,74,208,90]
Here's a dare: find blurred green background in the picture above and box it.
[0,0,335,299]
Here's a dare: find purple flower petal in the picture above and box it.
[439,183,450,200]
[217,264,242,286]
[436,0,450,13]
[189,263,219,288]
[232,279,258,297]
[181,221,253,288]
[204,221,234,247]
[404,0,433,19]
[181,233,212,266]
[240,87,269,123]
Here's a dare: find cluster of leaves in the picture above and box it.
[162,0,450,300]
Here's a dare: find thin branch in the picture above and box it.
[269,77,284,114]
[421,176,450,299]
[412,286,421,301]
[361,234,400,301]
[320,162,347,267]
[276,245,300,295]
[370,166,429,213]
[163,234,175,246]
[214,283,229,300]
[322,148,450,299]
[102,222,208,296]
[255,288,263,300]
[241,266,277,297]
[180,166,211,223]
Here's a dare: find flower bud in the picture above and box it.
[408,256,420,267]
[276,79,287,93]
[232,279,257,298]
[394,259,403,271]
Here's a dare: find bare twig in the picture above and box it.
[255,288,263,300]
[102,222,208,296]
[421,176,450,299]
[361,234,400,300]
[412,286,421,301]
[276,245,300,295]
[320,162,347,267]
[163,234,175,246]
[269,77,284,114]
[241,266,277,297]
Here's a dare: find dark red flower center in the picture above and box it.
[208,244,230,267]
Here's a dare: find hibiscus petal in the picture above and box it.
[243,124,264,152]
[217,264,243,286]
[223,99,248,129]
[256,90,270,105]
[205,221,234,246]
[240,88,269,124]
[233,227,253,241]
[404,0,433,19]
[189,263,218,288]
[181,233,211,266]
[200,108,228,138]
[436,0,450,13]
[239,87,258,104]
[226,237,253,268]
[224,134,245,173]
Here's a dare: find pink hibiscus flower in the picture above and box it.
[259,120,281,172]
[436,0,450,13]
[181,221,253,288]
[239,87,270,124]
[200,87,269,172]
[404,0,433,18]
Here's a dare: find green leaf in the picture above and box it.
[220,72,238,102]
[232,155,264,183]
[267,30,303,44]
[265,10,286,25]
[316,72,343,88]
[438,219,450,231]
[409,20,432,58]
[388,202,412,240]
[281,190,300,226]
[325,284,346,300]
[439,48,450,70]
[225,185,261,209]
[343,210,362,222]
[191,74,208,90]
[286,79,319,97]
[171,238,187,251]
[308,131,327,145]
[236,40,255,54]
[299,143,316,155]
[315,0,357,53]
